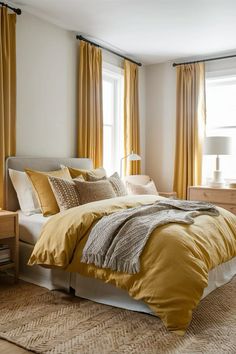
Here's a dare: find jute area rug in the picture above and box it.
[0,277,235,354]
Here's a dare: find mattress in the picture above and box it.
[18,211,50,245]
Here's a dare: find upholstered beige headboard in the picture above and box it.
[5,157,93,211]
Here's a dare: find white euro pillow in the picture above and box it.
[9,169,41,215]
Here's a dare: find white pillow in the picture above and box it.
[9,169,41,215]
[126,179,159,195]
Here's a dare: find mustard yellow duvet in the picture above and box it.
[28,195,236,335]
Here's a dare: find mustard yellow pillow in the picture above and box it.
[25,167,71,216]
[67,167,106,180]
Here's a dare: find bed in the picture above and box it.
[5,156,236,334]
[6,157,155,310]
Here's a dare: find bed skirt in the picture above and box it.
[19,241,236,315]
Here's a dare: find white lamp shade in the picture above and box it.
[120,151,141,177]
[204,136,232,155]
[127,152,141,161]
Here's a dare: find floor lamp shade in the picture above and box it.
[120,151,141,177]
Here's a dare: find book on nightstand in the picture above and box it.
[0,245,11,264]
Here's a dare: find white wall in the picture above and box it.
[145,57,236,191]
[205,57,236,75]
[145,62,176,191]
[16,12,78,157]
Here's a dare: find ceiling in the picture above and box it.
[11,0,236,65]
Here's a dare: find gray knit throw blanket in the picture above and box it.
[81,199,219,274]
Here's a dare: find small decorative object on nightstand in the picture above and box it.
[204,136,232,187]
[188,186,236,215]
[0,211,19,282]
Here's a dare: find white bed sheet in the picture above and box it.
[18,210,50,245]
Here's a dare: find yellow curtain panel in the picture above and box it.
[173,63,206,199]
[0,8,16,208]
[77,40,103,168]
[124,60,141,175]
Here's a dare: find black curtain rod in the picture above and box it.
[76,35,142,67]
[173,53,236,67]
[0,1,21,14]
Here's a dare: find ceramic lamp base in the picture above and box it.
[213,170,223,183]
[207,170,225,188]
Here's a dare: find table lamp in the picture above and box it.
[204,136,232,187]
[120,151,141,177]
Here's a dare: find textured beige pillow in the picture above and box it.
[108,172,127,197]
[86,171,127,197]
[126,179,159,195]
[48,176,82,211]
[25,167,72,216]
[68,167,106,180]
[74,179,116,205]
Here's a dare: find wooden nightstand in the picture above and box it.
[0,211,19,281]
[188,186,236,215]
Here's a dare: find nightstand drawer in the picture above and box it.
[188,188,236,204]
[0,216,15,237]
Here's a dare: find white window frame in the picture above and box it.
[203,70,236,182]
[102,62,124,175]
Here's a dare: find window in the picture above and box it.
[203,74,236,183]
[102,64,124,176]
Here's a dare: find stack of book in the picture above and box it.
[0,245,11,264]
